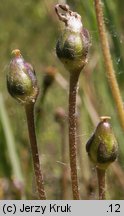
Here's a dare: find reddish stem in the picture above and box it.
[25,103,46,200]
[69,73,80,200]
[94,0,124,132]
[97,168,106,200]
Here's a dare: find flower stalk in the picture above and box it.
[55,4,90,199]
[69,72,80,199]
[25,103,46,199]
[94,0,124,132]
[7,49,46,199]
[96,168,106,200]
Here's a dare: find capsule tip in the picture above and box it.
[11,49,21,57]
[100,116,111,122]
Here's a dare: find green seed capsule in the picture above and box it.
[86,116,118,170]
[55,4,90,73]
[7,49,39,105]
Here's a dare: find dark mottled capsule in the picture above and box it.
[55,4,90,73]
[86,116,118,170]
[7,49,39,105]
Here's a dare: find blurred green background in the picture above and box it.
[0,0,124,199]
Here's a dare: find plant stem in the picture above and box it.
[94,0,124,131]
[25,103,46,200]
[69,73,80,200]
[97,168,106,200]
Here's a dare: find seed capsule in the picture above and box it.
[7,49,39,105]
[86,116,118,170]
[55,4,90,73]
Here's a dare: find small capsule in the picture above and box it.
[7,49,39,105]
[55,4,90,73]
[86,116,118,170]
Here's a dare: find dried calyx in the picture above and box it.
[55,4,90,73]
[86,116,118,170]
[43,66,56,91]
[7,49,38,105]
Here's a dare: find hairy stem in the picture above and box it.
[94,0,124,131]
[69,73,80,200]
[97,168,106,200]
[25,104,46,200]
